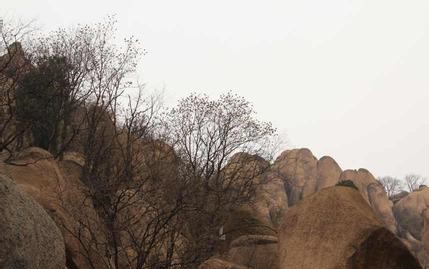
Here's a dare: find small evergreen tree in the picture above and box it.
[16,55,73,155]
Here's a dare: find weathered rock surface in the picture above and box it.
[278,186,421,269]
[0,174,65,269]
[250,172,288,228]
[393,187,429,241]
[368,182,398,233]
[272,148,318,206]
[226,235,278,269]
[198,258,249,269]
[272,149,344,207]
[0,147,105,269]
[391,191,410,204]
[224,153,284,230]
[316,156,342,191]
[2,146,426,268]
[339,168,375,202]
[224,206,277,245]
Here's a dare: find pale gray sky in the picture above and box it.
[3,0,429,179]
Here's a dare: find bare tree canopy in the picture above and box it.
[378,176,403,198]
[404,174,427,192]
[165,92,277,172]
[162,92,279,266]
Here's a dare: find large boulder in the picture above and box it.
[397,188,429,268]
[272,149,344,207]
[316,156,342,191]
[339,168,376,202]
[391,191,410,204]
[338,169,399,234]
[224,207,277,244]
[399,231,429,268]
[278,186,421,269]
[226,235,278,269]
[0,174,65,269]
[224,153,270,185]
[368,182,398,234]
[393,187,429,241]
[0,148,106,269]
[223,153,282,234]
[251,173,288,227]
[272,148,318,206]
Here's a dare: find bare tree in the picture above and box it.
[404,174,427,192]
[163,92,278,267]
[50,18,190,269]
[378,176,404,198]
[67,88,190,269]
[2,17,281,269]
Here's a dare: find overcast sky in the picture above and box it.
[3,0,429,179]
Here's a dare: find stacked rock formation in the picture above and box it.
[1,146,428,268]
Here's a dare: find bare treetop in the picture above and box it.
[404,174,427,192]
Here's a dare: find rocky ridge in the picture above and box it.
[0,147,427,269]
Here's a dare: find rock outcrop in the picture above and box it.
[0,174,65,269]
[253,173,288,227]
[2,145,427,268]
[368,182,398,233]
[316,156,342,191]
[199,235,278,269]
[0,147,106,269]
[272,148,318,206]
[339,168,375,202]
[272,149,344,207]
[278,186,421,269]
[224,153,282,231]
[226,235,278,269]
[338,168,399,234]
[198,258,249,269]
[393,187,429,241]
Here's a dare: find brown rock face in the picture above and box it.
[226,235,278,269]
[224,153,284,230]
[272,149,344,207]
[347,228,422,269]
[199,235,278,269]
[278,186,421,269]
[339,169,376,202]
[250,173,288,228]
[0,148,106,269]
[393,187,429,241]
[0,174,66,269]
[316,156,342,191]
[337,169,399,235]
[419,208,429,268]
[368,182,398,234]
[198,258,249,269]
[272,148,318,206]
[391,191,410,204]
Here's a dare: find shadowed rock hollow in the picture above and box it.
[347,228,422,269]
